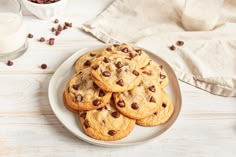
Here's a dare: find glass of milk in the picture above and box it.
[181,0,224,31]
[0,0,28,61]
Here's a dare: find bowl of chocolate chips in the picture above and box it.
[22,0,68,20]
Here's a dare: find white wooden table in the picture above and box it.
[0,0,236,156]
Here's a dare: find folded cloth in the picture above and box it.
[82,0,236,96]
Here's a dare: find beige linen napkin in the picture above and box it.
[82,0,236,96]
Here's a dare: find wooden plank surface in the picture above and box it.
[0,0,236,156]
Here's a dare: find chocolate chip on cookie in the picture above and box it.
[117,100,125,107]
[84,120,90,128]
[131,103,139,110]
[93,99,101,106]
[84,60,91,66]
[162,103,167,108]
[103,57,111,63]
[149,96,156,103]
[76,94,83,102]
[80,112,87,119]
[121,47,129,53]
[102,71,111,77]
[99,90,105,97]
[111,111,120,118]
[132,70,139,76]
[160,73,166,79]
[72,84,80,90]
[148,85,156,92]
[108,130,117,136]
[116,79,124,86]
[115,61,124,68]
[92,64,99,70]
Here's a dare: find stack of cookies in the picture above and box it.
[63,44,174,141]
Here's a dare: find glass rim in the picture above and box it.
[0,0,22,14]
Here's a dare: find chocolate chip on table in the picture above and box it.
[80,112,87,119]
[111,111,120,118]
[57,24,62,32]
[131,102,139,110]
[84,60,91,66]
[39,37,45,42]
[76,94,83,102]
[63,25,67,30]
[176,40,184,46]
[93,99,101,106]
[7,60,13,66]
[55,31,60,36]
[103,57,111,63]
[149,96,156,103]
[162,103,167,108]
[51,27,56,32]
[48,38,54,45]
[41,64,47,69]
[132,70,139,76]
[84,120,90,128]
[27,33,33,38]
[102,71,111,77]
[117,100,125,107]
[115,61,124,68]
[92,64,99,70]
[65,22,72,27]
[160,73,166,79]
[116,79,124,86]
[169,45,176,51]
[148,85,156,92]
[99,90,105,97]
[72,84,80,90]
[108,130,116,136]
[54,18,59,23]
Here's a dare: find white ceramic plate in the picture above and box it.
[48,45,182,147]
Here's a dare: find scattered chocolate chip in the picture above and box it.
[63,25,67,30]
[150,96,156,103]
[121,47,129,53]
[116,69,122,73]
[64,22,70,26]
[176,40,184,46]
[99,90,105,97]
[103,57,111,63]
[41,64,47,69]
[80,112,87,119]
[148,85,156,92]
[116,79,124,86]
[160,74,166,79]
[142,71,151,75]
[57,25,62,32]
[169,45,176,51]
[106,47,112,51]
[117,100,125,107]
[49,38,55,45]
[27,33,33,38]
[115,61,124,68]
[111,111,120,118]
[84,60,91,66]
[72,84,80,90]
[131,102,139,110]
[162,103,167,108]
[90,53,96,57]
[55,31,60,36]
[7,60,13,66]
[93,99,101,106]
[51,27,56,32]
[108,130,116,136]
[68,23,72,27]
[92,64,99,70]
[102,71,111,77]
[76,94,83,102]
[54,18,59,23]
[39,37,45,42]
[132,70,139,76]
[84,120,90,128]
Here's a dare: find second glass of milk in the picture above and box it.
[181,0,224,31]
[0,0,28,61]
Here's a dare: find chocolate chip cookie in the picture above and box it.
[91,54,142,92]
[74,49,109,73]
[141,60,169,88]
[113,73,163,119]
[104,44,150,68]
[64,69,112,111]
[136,91,174,126]
[79,98,136,141]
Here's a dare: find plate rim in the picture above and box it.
[48,44,182,147]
